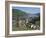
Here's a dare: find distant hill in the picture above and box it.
[12,9,26,16]
[12,9,26,19]
[34,13,40,16]
[12,9,40,19]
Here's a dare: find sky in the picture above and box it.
[12,7,40,14]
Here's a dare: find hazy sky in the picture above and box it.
[12,7,40,14]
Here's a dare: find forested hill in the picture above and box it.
[12,9,40,18]
[12,9,26,16]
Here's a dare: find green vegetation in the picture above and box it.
[12,9,26,27]
[12,9,40,31]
